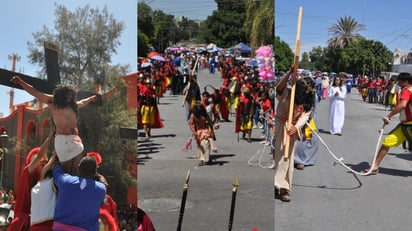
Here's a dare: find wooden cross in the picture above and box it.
[0,42,102,105]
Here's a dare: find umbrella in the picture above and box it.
[141,62,152,68]
[150,55,166,62]
[147,51,160,58]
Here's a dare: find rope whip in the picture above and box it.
[307,121,385,176]
[248,114,275,169]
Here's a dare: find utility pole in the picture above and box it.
[8,53,20,114]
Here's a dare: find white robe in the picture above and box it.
[328,85,346,134]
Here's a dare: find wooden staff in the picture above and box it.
[177,169,191,231]
[181,56,200,107]
[284,6,303,160]
[228,176,239,231]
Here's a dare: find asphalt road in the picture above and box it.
[138,68,274,231]
[138,69,412,231]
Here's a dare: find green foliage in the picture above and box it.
[28,5,126,87]
[138,30,150,57]
[177,17,200,41]
[138,2,154,39]
[77,76,136,205]
[202,0,247,47]
[309,46,330,71]
[245,0,274,49]
[151,10,176,51]
[339,39,392,76]
[139,0,269,53]
[328,16,365,49]
[299,52,313,70]
[274,36,293,72]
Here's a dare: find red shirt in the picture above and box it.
[262,98,271,113]
[400,87,412,122]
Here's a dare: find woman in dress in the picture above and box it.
[328,75,347,135]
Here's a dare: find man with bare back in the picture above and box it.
[11,75,97,175]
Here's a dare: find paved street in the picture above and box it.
[138,68,274,231]
[138,69,412,231]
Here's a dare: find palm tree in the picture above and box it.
[245,0,274,49]
[328,16,365,49]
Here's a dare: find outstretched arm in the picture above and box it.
[11,76,53,104]
[77,95,97,109]
[28,126,55,174]
[40,151,56,180]
[276,65,294,95]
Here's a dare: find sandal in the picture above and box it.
[363,168,378,175]
[198,160,204,166]
[296,163,304,170]
[279,191,291,202]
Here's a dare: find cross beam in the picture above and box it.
[0,42,102,105]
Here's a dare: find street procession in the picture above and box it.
[1,0,412,230]
[138,0,412,231]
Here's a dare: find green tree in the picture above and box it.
[299,52,312,70]
[138,1,154,39]
[340,39,392,76]
[26,4,135,205]
[309,46,330,71]
[176,17,200,41]
[138,2,154,56]
[328,16,365,49]
[245,0,274,49]
[138,30,151,58]
[274,36,293,72]
[152,10,175,51]
[202,0,247,47]
[28,5,126,87]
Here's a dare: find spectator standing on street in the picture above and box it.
[321,75,329,99]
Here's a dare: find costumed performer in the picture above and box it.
[235,86,254,143]
[8,128,54,231]
[138,78,164,140]
[189,102,218,166]
[364,72,412,175]
[30,151,57,231]
[12,76,97,175]
[328,74,347,136]
[274,66,316,202]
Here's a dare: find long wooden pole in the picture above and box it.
[181,55,200,107]
[284,7,302,160]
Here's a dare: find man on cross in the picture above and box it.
[11,76,97,175]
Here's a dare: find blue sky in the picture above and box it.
[139,0,217,20]
[276,0,412,55]
[0,1,136,117]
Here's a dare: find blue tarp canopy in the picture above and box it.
[233,42,252,53]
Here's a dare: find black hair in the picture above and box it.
[295,77,316,112]
[192,102,208,118]
[398,72,412,83]
[53,84,78,113]
[332,76,343,87]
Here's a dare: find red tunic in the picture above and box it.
[8,166,39,231]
